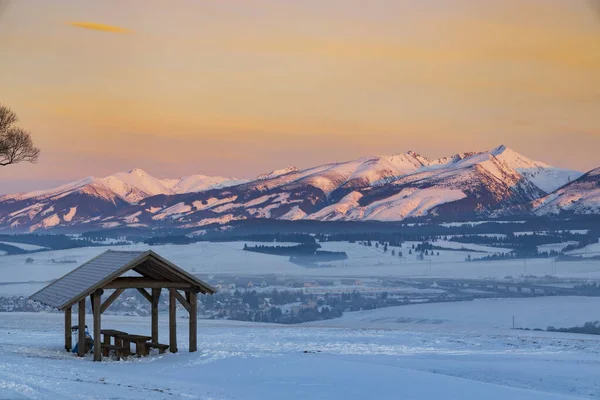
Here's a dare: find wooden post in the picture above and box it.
[64,307,72,352]
[169,289,178,353]
[102,330,110,357]
[189,290,197,353]
[78,299,86,357]
[92,290,102,361]
[151,288,161,343]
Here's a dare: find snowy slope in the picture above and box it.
[317,296,600,330]
[533,168,600,215]
[1,313,600,400]
[167,174,247,194]
[490,145,582,193]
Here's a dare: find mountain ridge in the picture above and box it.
[0,169,246,204]
[0,145,592,232]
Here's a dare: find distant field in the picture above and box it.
[567,241,600,257]
[2,241,600,297]
[313,296,600,331]
[0,241,47,251]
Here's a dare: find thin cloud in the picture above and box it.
[0,0,10,22]
[68,21,132,34]
[592,0,600,19]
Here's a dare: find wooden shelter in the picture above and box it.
[29,250,216,361]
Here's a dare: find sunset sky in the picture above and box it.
[1,0,599,193]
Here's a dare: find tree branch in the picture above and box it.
[0,103,40,167]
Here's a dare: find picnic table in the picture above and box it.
[114,334,152,357]
[101,329,128,358]
[101,329,128,345]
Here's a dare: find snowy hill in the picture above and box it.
[532,167,600,215]
[0,169,245,231]
[0,145,592,232]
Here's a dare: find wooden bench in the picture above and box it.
[101,329,128,357]
[146,342,170,354]
[101,344,128,360]
[115,334,152,357]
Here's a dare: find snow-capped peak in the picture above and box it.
[167,174,248,194]
[106,169,172,200]
[490,144,508,156]
[486,146,580,193]
[256,167,300,180]
[490,145,549,169]
[1,168,247,205]
[128,168,149,175]
[586,167,600,177]
[404,150,432,165]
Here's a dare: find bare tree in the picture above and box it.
[0,104,40,166]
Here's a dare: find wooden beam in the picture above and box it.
[151,288,161,343]
[136,288,152,303]
[169,289,178,353]
[78,299,85,357]
[188,291,197,353]
[146,251,217,294]
[64,307,72,352]
[92,290,102,362]
[104,277,193,289]
[100,288,125,314]
[172,290,191,313]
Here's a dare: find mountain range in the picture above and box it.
[0,145,596,233]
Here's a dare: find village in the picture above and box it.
[4,271,594,325]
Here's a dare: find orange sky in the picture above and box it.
[1,0,599,193]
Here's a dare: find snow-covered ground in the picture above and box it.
[515,230,589,237]
[0,241,47,251]
[432,239,512,254]
[2,241,600,297]
[2,240,600,399]
[566,240,600,257]
[1,312,600,399]
[0,282,51,297]
[313,296,600,331]
[440,221,526,227]
[538,242,579,253]
[448,233,508,239]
